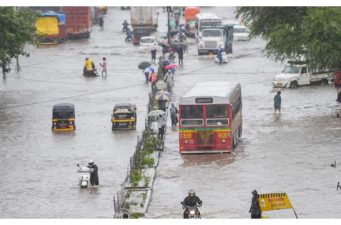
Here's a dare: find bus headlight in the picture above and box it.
[184,140,189,144]
[221,139,226,143]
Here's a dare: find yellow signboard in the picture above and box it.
[258,193,293,212]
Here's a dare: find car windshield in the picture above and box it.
[283,65,300,74]
[233,27,249,33]
[140,38,155,43]
[202,29,222,37]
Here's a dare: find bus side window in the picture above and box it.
[232,98,241,117]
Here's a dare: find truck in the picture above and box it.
[130,7,158,44]
[272,62,335,88]
[130,7,152,29]
[35,11,67,45]
[62,7,92,39]
[197,26,233,55]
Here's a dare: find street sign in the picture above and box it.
[258,192,293,211]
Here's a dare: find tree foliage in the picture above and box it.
[0,7,37,77]
[236,7,341,71]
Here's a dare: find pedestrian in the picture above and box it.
[170,103,179,127]
[87,160,99,186]
[337,90,341,103]
[150,72,158,94]
[144,67,151,83]
[151,45,157,63]
[157,114,166,140]
[177,46,184,66]
[100,57,107,77]
[274,91,282,115]
[249,190,262,219]
[125,28,133,42]
[98,17,104,30]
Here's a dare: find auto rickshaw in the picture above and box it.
[52,103,76,131]
[111,103,137,130]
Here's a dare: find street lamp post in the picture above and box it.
[166,6,172,46]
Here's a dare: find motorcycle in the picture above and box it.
[181,203,201,219]
[77,164,91,188]
[215,52,228,64]
[83,69,99,77]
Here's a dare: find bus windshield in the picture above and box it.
[181,105,203,119]
[206,105,228,126]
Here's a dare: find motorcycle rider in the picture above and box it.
[181,189,202,218]
[84,58,96,76]
[170,103,178,127]
[125,28,133,42]
[87,160,99,186]
[122,20,129,33]
[216,46,224,64]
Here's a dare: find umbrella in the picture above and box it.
[155,80,167,91]
[148,110,166,117]
[164,64,177,70]
[145,66,156,73]
[154,90,170,102]
[160,60,170,67]
[138,61,151,70]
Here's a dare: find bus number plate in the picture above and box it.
[218,133,227,138]
[183,133,192,139]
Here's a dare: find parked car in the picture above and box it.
[233,25,251,41]
[139,36,158,52]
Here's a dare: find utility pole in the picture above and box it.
[166,6,172,45]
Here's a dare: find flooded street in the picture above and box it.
[0,7,340,218]
[146,7,341,219]
[0,7,150,218]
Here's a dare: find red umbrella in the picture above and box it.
[164,64,177,70]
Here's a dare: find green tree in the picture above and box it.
[0,7,37,78]
[236,7,341,71]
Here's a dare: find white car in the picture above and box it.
[233,25,251,41]
[139,36,158,52]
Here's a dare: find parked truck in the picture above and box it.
[62,7,92,39]
[272,62,335,88]
[130,7,158,44]
[35,11,67,45]
[130,7,157,33]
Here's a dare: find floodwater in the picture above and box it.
[145,7,341,219]
[0,7,340,219]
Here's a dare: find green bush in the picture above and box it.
[131,212,144,219]
[131,169,142,186]
[141,156,155,167]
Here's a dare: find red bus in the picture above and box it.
[178,82,242,154]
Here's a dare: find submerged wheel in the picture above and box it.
[233,130,239,149]
[290,81,298,89]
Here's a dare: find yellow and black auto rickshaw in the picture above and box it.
[52,103,76,131]
[111,103,137,130]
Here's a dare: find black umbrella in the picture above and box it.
[160,60,170,67]
[138,61,151,70]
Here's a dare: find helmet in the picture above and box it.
[88,160,94,165]
[188,189,195,196]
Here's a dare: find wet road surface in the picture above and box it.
[0,7,340,219]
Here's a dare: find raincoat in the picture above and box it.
[85,59,94,71]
